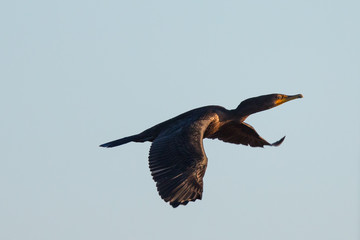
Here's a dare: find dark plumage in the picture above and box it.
[100,93,303,207]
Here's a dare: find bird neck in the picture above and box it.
[233,102,270,119]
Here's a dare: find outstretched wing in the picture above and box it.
[148,120,210,208]
[209,122,285,147]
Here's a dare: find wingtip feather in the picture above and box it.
[271,136,286,146]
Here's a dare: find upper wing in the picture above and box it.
[148,120,211,208]
[209,121,285,147]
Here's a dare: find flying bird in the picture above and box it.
[100,93,303,207]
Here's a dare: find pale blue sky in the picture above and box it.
[1,1,359,240]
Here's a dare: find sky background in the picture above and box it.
[1,1,359,240]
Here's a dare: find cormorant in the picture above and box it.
[100,93,303,207]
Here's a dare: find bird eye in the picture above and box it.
[277,95,283,99]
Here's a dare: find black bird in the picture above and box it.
[100,93,303,207]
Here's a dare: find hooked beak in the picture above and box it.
[276,94,303,106]
[285,94,303,102]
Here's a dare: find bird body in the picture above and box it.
[100,93,303,207]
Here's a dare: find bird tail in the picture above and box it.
[100,134,142,148]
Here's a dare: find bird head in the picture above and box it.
[236,93,303,117]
